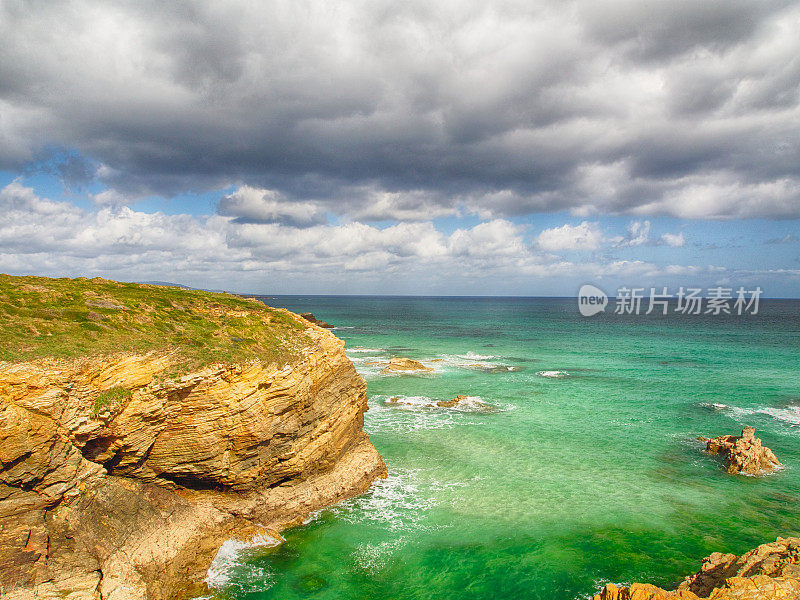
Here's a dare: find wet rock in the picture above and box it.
[677,537,800,597]
[436,394,473,408]
[704,426,781,475]
[385,394,497,412]
[594,537,800,600]
[380,357,434,373]
[300,312,333,328]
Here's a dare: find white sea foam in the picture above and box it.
[727,405,800,427]
[378,394,437,408]
[365,396,497,433]
[373,394,509,414]
[346,347,385,353]
[432,353,519,373]
[346,355,386,365]
[349,358,390,378]
[537,370,569,378]
[698,402,731,412]
[365,396,513,435]
[448,395,494,411]
[205,531,283,592]
[457,351,497,360]
[353,538,408,573]
[333,469,434,529]
[333,468,468,531]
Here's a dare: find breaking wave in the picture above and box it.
[537,370,569,378]
[205,531,283,593]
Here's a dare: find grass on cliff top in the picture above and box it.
[0,274,311,370]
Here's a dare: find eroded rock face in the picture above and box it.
[704,427,781,475]
[0,314,386,600]
[594,537,800,600]
[380,357,433,373]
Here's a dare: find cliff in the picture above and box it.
[595,537,800,600]
[0,276,386,600]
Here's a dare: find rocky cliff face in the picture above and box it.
[0,313,386,600]
[594,537,800,600]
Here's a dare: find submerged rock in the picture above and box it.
[594,537,800,600]
[704,426,781,475]
[380,357,434,373]
[300,312,334,328]
[436,394,473,408]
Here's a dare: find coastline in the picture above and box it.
[1,281,798,599]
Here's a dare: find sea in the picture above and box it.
[202,296,800,600]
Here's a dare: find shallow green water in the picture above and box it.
[205,297,800,600]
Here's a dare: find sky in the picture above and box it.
[1,0,799,296]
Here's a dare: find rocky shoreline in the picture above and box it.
[0,309,386,600]
[595,537,800,600]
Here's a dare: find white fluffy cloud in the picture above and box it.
[0,182,728,293]
[536,222,605,251]
[535,218,688,252]
[217,186,328,226]
[659,232,686,247]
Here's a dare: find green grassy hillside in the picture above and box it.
[0,275,309,368]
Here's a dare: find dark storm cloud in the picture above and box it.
[577,0,788,63]
[1,0,799,218]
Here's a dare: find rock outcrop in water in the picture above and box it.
[299,312,334,328]
[595,537,800,600]
[385,394,497,412]
[380,357,434,373]
[702,426,781,475]
[0,309,385,600]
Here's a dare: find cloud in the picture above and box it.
[217,186,327,226]
[2,182,742,293]
[0,1,798,219]
[628,175,800,219]
[535,218,687,253]
[659,232,686,247]
[536,221,605,251]
[765,234,798,244]
[0,182,238,262]
[91,189,129,207]
[346,188,459,222]
[616,220,651,247]
[612,220,686,247]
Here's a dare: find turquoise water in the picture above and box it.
[207,297,800,600]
